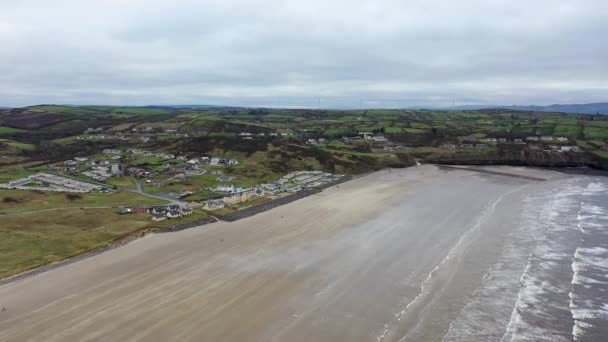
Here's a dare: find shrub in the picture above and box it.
[66,194,83,201]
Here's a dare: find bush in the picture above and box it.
[65,193,83,201]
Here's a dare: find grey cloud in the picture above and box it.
[0,0,606,108]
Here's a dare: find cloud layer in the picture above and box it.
[1,0,607,108]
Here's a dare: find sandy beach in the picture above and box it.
[1,165,606,342]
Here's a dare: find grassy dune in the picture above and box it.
[0,189,167,213]
[0,208,152,278]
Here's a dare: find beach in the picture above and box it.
[0,165,606,342]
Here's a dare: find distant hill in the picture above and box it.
[497,103,608,115]
[437,103,608,114]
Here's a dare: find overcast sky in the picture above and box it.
[1,0,607,108]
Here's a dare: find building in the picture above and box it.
[202,199,225,210]
[212,184,236,193]
[223,188,257,205]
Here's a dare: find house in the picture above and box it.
[110,164,120,175]
[152,214,167,221]
[103,149,121,155]
[202,199,225,210]
[560,146,580,152]
[167,210,181,219]
[210,157,220,166]
[74,157,88,162]
[187,158,200,165]
[216,175,234,182]
[212,184,235,193]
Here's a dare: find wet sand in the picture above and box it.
[0,165,569,341]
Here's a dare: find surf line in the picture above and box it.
[499,186,575,342]
[376,185,528,342]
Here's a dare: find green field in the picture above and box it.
[105,176,137,189]
[0,126,25,134]
[0,208,153,278]
[0,189,167,214]
[584,126,608,139]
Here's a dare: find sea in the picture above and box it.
[443,176,608,342]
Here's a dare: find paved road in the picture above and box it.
[124,178,188,207]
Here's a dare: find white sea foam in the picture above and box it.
[580,203,608,216]
[569,181,608,341]
[502,181,584,342]
[578,247,608,255]
[584,182,607,194]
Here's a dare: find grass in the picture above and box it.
[0,208,152,279]
[0,139,35,150]
[384,127,403,134]
[584,126,608,139]
[111,107,171,115]
[553,125,582,137]
[0,126,25,134]
[0,162,43,182]
[105,176,137,189]
[26,105,103,115]
[0,189,167,214]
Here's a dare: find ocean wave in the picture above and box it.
[583,182,607,195]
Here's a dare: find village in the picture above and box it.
[0,143,345,223]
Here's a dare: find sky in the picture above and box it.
[0,0,607,108]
